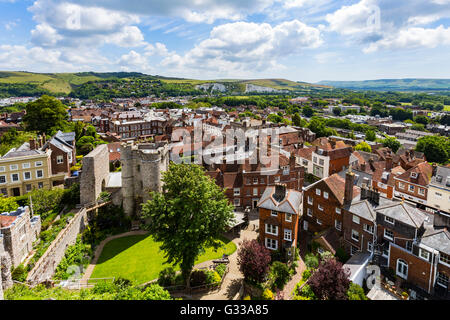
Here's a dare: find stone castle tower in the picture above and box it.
[121,141,170,217]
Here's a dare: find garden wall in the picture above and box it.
[26,208,88,284]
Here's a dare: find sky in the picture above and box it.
[0,0,449,83]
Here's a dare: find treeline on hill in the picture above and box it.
[69,79,204,99]
[0,83,55,98]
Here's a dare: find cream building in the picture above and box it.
[0,141,66,197]
[427,166,450,214]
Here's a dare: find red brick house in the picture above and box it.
[302,170,360,234]
[394,162,433,207]
[257,184,302,258]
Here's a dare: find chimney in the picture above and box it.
[432,163,438,177]
[29,138,36,150]
[290,152,296,166]
[369,157,375,171]
[386,155,392,171]
[42,132,46,144]
[274,184,287,203]
[344,168,355,205]
[361,162,366,171]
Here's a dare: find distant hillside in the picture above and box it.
[0,71,326,97]
[317,79,450,91]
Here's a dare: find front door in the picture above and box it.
[12,187,20,197]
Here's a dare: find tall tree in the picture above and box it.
[23,95,69,135]
[237,239,271,284]
[141,163,234,287]
[355,142,372,153]
[308,258,351,300]
[382,137,401,153]
[415,135,450,164]
[365,129,376,142]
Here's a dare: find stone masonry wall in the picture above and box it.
[26,208,87,284]
[80,144,110,207]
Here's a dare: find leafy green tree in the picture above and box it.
[23,95,69,135]
[269,261,291,290]
[355,142,372,153]
[365,130,376,142]
[413,115,429,125]
[302,105,314,117]
[415,135,450,164]
[382,137,401,153]
[141,163,234,287]
[292,113,302,127]
[0,197,19,213]
[332,107,342,116]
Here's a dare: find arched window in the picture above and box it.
[396,259,408,280]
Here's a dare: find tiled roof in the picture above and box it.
[0,215,17,228]
[323,173,361,205]
[395,162,433,187]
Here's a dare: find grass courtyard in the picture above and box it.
[90,234,237,285]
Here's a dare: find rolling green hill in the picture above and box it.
[318,78,450,91]
[0,71,326,97]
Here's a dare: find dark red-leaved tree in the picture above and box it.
[308,257,351,300]
[237,239,271,283]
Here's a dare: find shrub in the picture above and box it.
[215,263,227,278]
[302,269,313,281]
[11,264,28,282]
[347,282,368,300]
[158,267,177,287]
[243,295,251,300]
[269,261,291,290]
[190,270,207,287]
[293,279,316,300]
[141,284,172,300]
[335,247,350,263]
[206,271,221,284]
[0,197,19,213]
[261,288,273,300]
[304,253,319,269]
[237,239,271,284]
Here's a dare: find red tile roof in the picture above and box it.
[0,215,17,228]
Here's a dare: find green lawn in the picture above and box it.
[90,234,236,285]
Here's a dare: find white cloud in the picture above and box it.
[364,25,450,52]
[326,0,380,35]
[145,43,170,57]
[162,20,322,77]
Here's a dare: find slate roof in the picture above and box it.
[430,166,450,189]
[375,202,428,228]
[420,229,450,255]
[257,186,302,215]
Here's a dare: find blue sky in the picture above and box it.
[0,0,449,83]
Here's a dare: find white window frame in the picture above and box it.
[0,166,4,172]
[0,175,6,184]
[418,188,425,196]
[351,230,359,242]
[23,171,32,181]
[352,215,360,224]
[419,248,430,261]
[233,188,240,196]
[439,253,450,266]
[384,229,394,241]
[10,164,18,171]
[265,238,278,251]
[335,220,342,231]
[233,198,240,207]
[253,188,258,196]
[308,196,313,205]
[35,161,43,167]
[436,272,449,288]
[36,170,43,178]
[385,216,395,225]
[396,259,408,280]
[316,188,321,196]
[399,182,405,190]
[307,208,313,217]
[363,224,374,234]
[323,192,329,199]
[271,211,278,217]
[265,224,278,236]
[318,204,324,211]
[22,163,31,169]
[317,219,322,225]
[57,155,64,164]
[336,207,341,214]
[285,213,292,222]
[11,173,19,182]
[284,229,292,241]
[409,185,415,192]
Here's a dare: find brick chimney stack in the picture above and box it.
[29,138,36,150]
[344,168,355,205]
[386,155,392,171]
